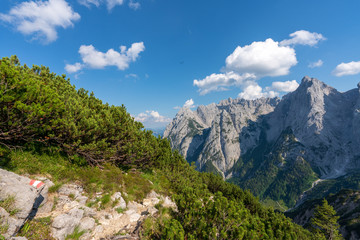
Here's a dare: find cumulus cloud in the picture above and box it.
[225,38,297,77]
[183,99,195,108]
[134,110,171,127]
[238,80,299,100]
[128,0,140,10]
[65,42,145,73]
[270,80,299,92]
[193,38,297,95]
[193,30,325,96]
[0,0,80,43]
[238,84,278,100]
[65,62,83,73]
[332,61,360,77]
[174,99,196,110]
[308,59,323,68]
[193,72,256,95]
[280,30,326,47]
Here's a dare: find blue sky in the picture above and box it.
[1,0,360,128]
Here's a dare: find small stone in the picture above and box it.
[79,217,95,231]
[83,206,96,217]
[76,195,88,205]
[111,192,126,209]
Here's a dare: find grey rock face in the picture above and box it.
[0,169,46,237]
[266,76,360,177]
[164,97,279,177]
[165,77,360,179]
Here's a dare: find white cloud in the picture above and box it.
[79,0,133,10]
[0,0,80,43]
[194,30,325,96]
[125,73,138,78]
[134,110,171,127]
[308,59,323,68]
[280,30,326,47]
[238,80,299,100]
[270,80,299,92]
[183,99,195,108]
[106,0,124,10]
[225,38,297,77]
[128,0,140,10]
[65,62,83,73]
[193,72,256,95]
[78,0,100,7]
[194,38,297,95]
[66,42,145,73]
[238,84,278,100]
[332,61,360,77]
[174,99,196,110]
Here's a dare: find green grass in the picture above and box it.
[18,217,55,240]
[65,226,85,240]
[0,217,9,236]
[0,195,19,216]
[99,194,111,209]
[1,150,159,202]
[48,183,62,193]
[115,207,125,214]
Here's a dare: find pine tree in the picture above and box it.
[310,199,343,240]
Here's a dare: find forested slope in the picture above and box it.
[0,56,317,239]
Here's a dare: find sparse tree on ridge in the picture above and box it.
[310,199,343,240]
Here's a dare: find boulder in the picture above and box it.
[0,169,45,237]
[51,208,84,240]
[78,217,95,232]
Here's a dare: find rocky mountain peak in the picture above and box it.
[164,96,278,176]
[166,77,360,179]
[297,76,335,96]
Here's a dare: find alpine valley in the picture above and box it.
[164,76,360,212]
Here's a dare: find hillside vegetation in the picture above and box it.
[0,56,317,239]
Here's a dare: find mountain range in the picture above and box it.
[164,76,360,209]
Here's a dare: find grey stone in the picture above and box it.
[125,209,140,223]
[58,184,83,199]
[111,192,126,210]
[76,196,88,205]
[51,208,84,240]
[82,206,96,217]
[146,190,159,199]
[78,217,95,231]
[79,232,92,240]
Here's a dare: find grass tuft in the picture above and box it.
[0,196,19,216]
[65,226,85,240]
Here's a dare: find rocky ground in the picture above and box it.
[0,168,177,240]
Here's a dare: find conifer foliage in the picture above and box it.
[0,56,161,167]
[310,199,343,240]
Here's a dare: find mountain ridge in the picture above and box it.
[164,76,360,208]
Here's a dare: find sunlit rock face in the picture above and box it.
[164,97,279,178]
[165,77,360,179]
